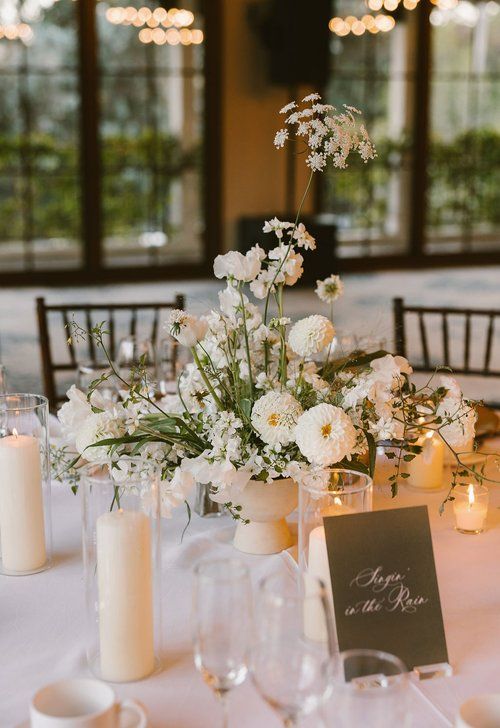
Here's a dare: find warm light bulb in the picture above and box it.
[351,19,366,34]
[345,14,357,26]
[190,28,203,43]
[138,27,153,43]
[166,27,180,44]
[179,27,192,44]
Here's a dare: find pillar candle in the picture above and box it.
[406,431,444,490]
[0,432,46,573]
[97,509,155,682]
[305,498,353,641]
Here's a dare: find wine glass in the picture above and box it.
[77,362,117,401]
[330,649,410,727]
[251,571,336,727]
[156,336,190,396]
[192,558,253,727]
[116,336,155,387]
[0,364,6,396]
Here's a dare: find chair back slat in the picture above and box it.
[484,314,495,373]
[36,296,185,411]
[464,312,471,371]
[442,313,450,367]
[85,310,97,363]
[393,298,500,408]
[62,311,77,366]
[108,309,116,360]
[418,312,430,368]
[130,308,137,338]
[151,307,159,345]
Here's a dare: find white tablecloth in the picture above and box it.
[2,448,500,728]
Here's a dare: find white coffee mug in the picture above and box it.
[456,694,500,728]
[30,678,147,728]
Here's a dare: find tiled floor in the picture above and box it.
[1,265,499,401]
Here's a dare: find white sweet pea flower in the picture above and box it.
[262,218,294,239]
[288,315,335,358]
[293,223,316,250]
[295,403,357,466]
[169,310,208,348]
[58,385,92,443]
[315,274,344,303]
[213,245,265,282]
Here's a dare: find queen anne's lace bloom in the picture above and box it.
[295,403,357,466]
[251,391,303,447]
[288,315,335,357]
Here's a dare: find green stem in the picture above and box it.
[191,346,224,410]
[264,170,314,325]
[239,284,254,396]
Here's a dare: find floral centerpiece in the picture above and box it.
[58,93,479,553]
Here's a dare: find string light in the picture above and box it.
[105,4,202,45]
[329,12,395,35]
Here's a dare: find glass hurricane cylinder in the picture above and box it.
[298,469,373,642]
[81,465,162,683]
[0,394,52,576]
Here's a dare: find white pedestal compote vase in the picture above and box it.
[232,478,298,555]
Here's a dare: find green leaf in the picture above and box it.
[240,398,253,419]
[364,430,377,478]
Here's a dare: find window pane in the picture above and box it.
[0,0,82,271]
[322,4,415,257]
[426,0,500,254]
[97,1,206,268]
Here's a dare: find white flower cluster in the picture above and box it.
[275,93,376,171]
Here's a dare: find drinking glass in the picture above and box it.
[251,571,336,727]
[192,559,253,727]
[77,362,117,401]
[0,364,7,396]
[116,336,155,387]
[156,336,190,396]
[331,649,410,728]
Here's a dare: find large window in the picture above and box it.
[322,0,500,264]
[0,0,217,282]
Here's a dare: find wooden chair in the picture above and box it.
[393,297,500,406]
[36,295,185,411]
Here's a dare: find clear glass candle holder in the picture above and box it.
[453,483,489,535]
[0,393,52,576]
[81,465,162,683]
[298,469,373,642]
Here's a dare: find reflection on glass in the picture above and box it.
[96,0,205,268]
[0,0,81,272]
[426,0,500,254]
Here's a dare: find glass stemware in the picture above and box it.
[156,336,190,396]
[192,558,253,728]
[0,364,7,396]
[116,336,155,388]
[251,571,336,727]
[330,649,410,727]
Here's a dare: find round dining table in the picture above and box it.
[2,443,500,728]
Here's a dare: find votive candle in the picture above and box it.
[453,484,489,534]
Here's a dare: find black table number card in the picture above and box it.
[323,505,448,670]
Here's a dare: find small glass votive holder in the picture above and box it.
[0,394,52,575]
[453,484,489,535]
[298,469,373,642]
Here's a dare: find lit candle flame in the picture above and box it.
[425,430,434,440]
[467,484,475,508]
[12,428,18,438]
[334,496,342,506]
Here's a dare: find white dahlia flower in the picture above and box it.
[315,274,344,303]
[169,310,208,347]
[295,403,357,466]
[288,315,335,358]
[251,391,303,447]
